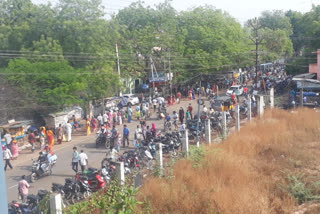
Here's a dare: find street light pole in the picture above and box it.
[115,43,122,96]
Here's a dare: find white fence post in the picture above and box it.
[222,111,227,139]
[205,119,211,144]
[247,98,252,121]
[115,162,125,185]
[159,143,163,175]
[50,193,63,214]
[270,88,274,109]
[235,104,240,131]
[257,95,264,117]
[182,129,189,156]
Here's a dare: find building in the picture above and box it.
[309,49,320,80]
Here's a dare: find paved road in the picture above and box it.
[5,97,201,203]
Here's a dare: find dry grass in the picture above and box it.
[137,109,320,214]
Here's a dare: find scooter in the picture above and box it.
[75,168,105,192]
[30,161,53,183]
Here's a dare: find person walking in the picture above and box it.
[10,139,19,159]
[18,175,31,203]
[78,150,88,173]
[27,130,36,152]
[179,107,184,124]
[177,91,181,104]
[72,147,79,173]
[65,121,72,142]
[122,124,130,147]
[3,145,13,171]
[134,125,142,145]
[3,130,12,146]
[56,124,64,144]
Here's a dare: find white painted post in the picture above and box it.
[270,88,274,109]
[257,95,264,117]
[115,162,125,185]
[182,129,189,156]
[159,143,163,175]
[205,119,211,144]
[235,104,240,131]
[247,98,252,121]
[50,193,63,214]
[222,111,227,139]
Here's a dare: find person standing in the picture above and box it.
[110,125,118,150]
[10,139,19,159]
[122,124,130,147]
[188,104,193,119]
[3,130,12,146]
[134,125,142,145]
[18,175,31,203]
[127,106,132,123]
[3,145,13,171]
[72,147,79,173]
[65,121,72,142]
[179,107,184,124]
[46,129,54,148]
[56,124,64,144]
[39,127,46,150]
[27,130,36,152]
[78,150,88,173]
[97,114,103,126]
[86,118,91,136]
[152,98,157,112]
[177,91,181,104]
[103,112,108,124]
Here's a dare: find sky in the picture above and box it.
[33,0,320,23]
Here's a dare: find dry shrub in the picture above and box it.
[137,109,320,214]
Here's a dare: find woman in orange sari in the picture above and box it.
[46,129,54,146]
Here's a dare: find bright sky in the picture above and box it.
[33,0,320,23]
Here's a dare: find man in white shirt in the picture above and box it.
[203,105,208,114]
[65,122,72,142]
[103,112,108,123]
[4,131,12,145]
[97,114,103,126]
[3,145,13,171]
[152,99,157,112]
[78,150,88,173]
[135,125,142,144]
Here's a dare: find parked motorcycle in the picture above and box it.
[75,168,105,192]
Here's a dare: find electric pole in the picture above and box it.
[150,57,155,98]
[169,51,172,101]
[248,17,262,83]
[115,43,122,96]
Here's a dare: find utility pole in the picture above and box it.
[169,51,172,102]
[150,57,155,98]
[115,44,122,96]
[249,18,262,83]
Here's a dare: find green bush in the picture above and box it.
[64,180,141,214]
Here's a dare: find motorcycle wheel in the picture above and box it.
[105,139,110,149]
[83,191,92,199]
[30,173,36,183]
[69,194,76,204]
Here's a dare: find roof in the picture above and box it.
[293,73,316,79]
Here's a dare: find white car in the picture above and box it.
[122,94,140,106]
[226,85,243,96]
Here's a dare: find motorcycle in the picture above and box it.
[95,131,111,149]
[8,201,30,214]
[164,121,172,132]
[52,179,81,205]
[26,189,49,211]
[75,168,105,192]
[30,161,53,183]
